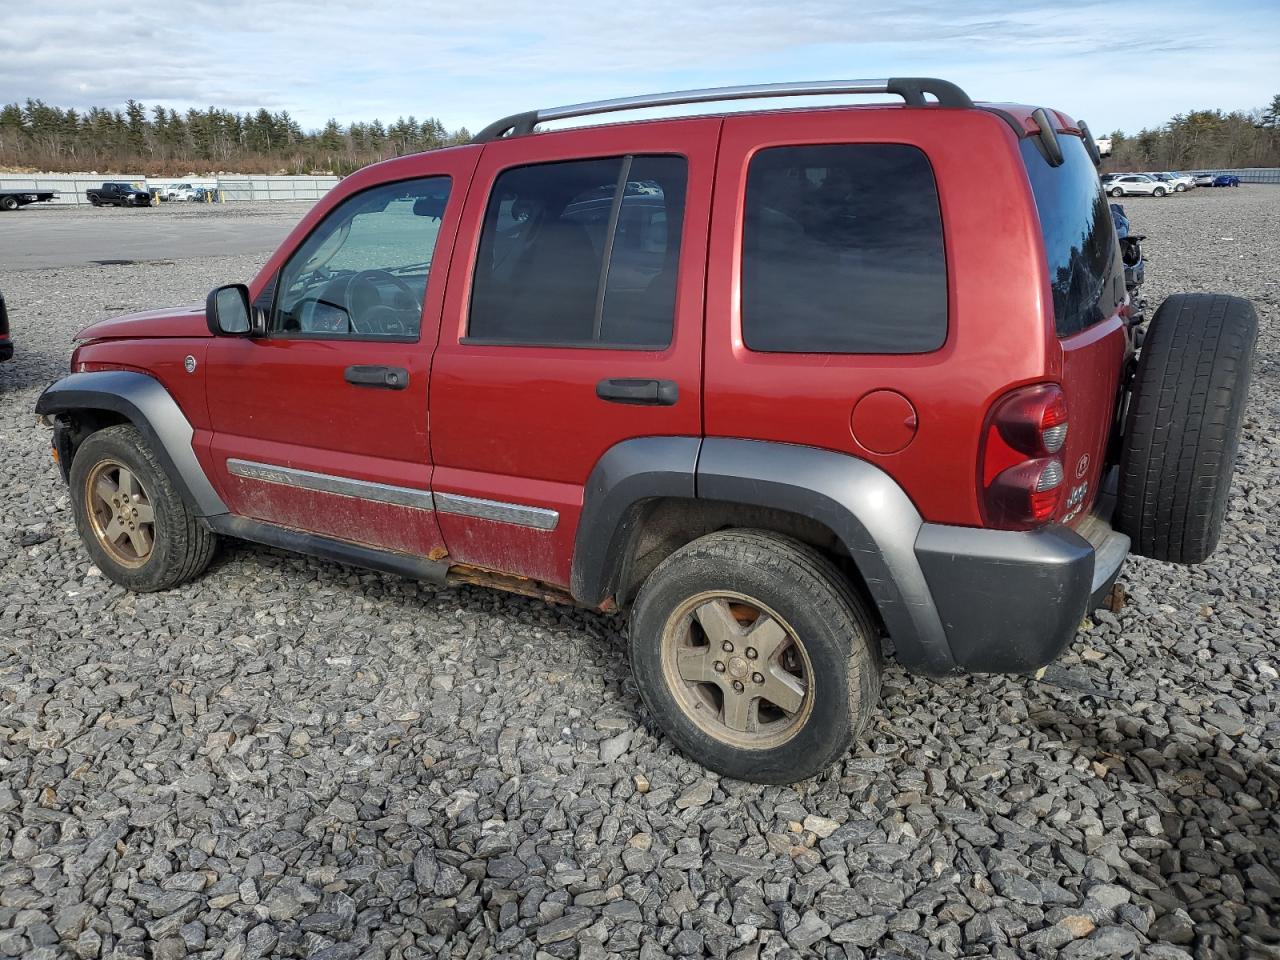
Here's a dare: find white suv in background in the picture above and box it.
[1153,172,1194,192]
[1105,174,1169,197]
[162,183,199,201]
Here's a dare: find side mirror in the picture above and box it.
[205,283,256,336]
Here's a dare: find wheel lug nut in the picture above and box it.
[714,661,725,673]
[746,647,757,659]
[721,641,734,653]
[732,681,744,693]
[753,673,764,684]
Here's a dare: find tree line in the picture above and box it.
[2,94,1278,177]
[1102,94,1280,172]
[0,99,472,176]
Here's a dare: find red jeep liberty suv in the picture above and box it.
[37,79,1257,783]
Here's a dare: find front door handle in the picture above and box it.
[596,378,678,406]
[345,365,408,390]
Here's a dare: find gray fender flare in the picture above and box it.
[35,370,228,517]
[571,436,956,675]
[571,436,700,605]
[696,439,955,675]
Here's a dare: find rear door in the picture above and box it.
[428,119,718,587]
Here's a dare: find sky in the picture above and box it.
[3,0,1277,136]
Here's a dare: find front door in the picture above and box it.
[428,119,719,587]
[205,150,478,556]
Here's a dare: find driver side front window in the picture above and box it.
[270,176,451,339]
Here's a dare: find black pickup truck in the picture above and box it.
[86,182,152,207]
[0,189,57,211]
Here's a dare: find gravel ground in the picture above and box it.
[1,187,1277,960]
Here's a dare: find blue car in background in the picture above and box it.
[1213,175,1241,187]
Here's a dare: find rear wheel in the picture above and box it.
[629,530,881,783]
[70,425,218,591]
[0,196,18,212]
[1110,187,1124,197]
[1116,294,1258,563]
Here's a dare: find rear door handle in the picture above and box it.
[345,365,408,390]
[595,378,679,406]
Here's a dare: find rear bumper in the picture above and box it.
[913,514,1129,674]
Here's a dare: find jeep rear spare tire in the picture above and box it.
[1116,293,1257,563]
[629,529,881,783]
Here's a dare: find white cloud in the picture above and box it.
[1,0,1276,133]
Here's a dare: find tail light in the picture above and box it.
[980,384,1068,530]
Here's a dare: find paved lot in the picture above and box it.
[0,202,314,270]
[0,189,1277,960]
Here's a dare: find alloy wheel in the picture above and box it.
[660,591,815,749]
[85,459,156,567]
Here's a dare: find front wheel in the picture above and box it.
[1154,186,1167,197]
[629,530,881,783]
[1175,184,1187,192]
[1110,187,1124,197]
[69,424,217,591]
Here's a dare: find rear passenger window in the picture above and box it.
[741,144,947,354]
[468,155,687,348]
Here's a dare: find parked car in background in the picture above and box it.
[36,77,1258,783]
[1193,173,1217,187]
[0,291,11,363]
[86,182,152,207]
[162,183,199,201]
[1094,136,1112,157]
[1151,172,1193,192]
[1106,174,1169,197]
[1213,175,1241,187]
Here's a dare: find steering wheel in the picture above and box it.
[346,270,421,334]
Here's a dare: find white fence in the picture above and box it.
[216,175,339,202]
[0,173,338,206]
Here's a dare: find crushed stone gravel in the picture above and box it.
[0,187,1277,959]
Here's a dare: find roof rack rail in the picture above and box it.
[472,77,974,143]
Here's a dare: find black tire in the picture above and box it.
[1116,294,1257,563]
[629,529,881,783]
[1175,184,1186,192]
[0,196,18,211]
[1110,187,1124,197]
[69,424,217,591]
[1153,186,1166,197]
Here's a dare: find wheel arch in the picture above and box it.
[36,370,228,517]
[571,437,958,675]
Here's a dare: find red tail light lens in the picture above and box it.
[980,385,1068,530]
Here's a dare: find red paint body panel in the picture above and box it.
[428,118,720,585]
[705,108,1054,526]
[202,145,482,555]
[76,304,207,342]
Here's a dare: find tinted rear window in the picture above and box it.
[741,144,947,354]
[1021,136,1120,337]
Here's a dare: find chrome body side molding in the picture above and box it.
[434,491,559,530]
[226,459,435,511]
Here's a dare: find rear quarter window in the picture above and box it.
[741,143,947,354]
[1021,136,1121,337]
